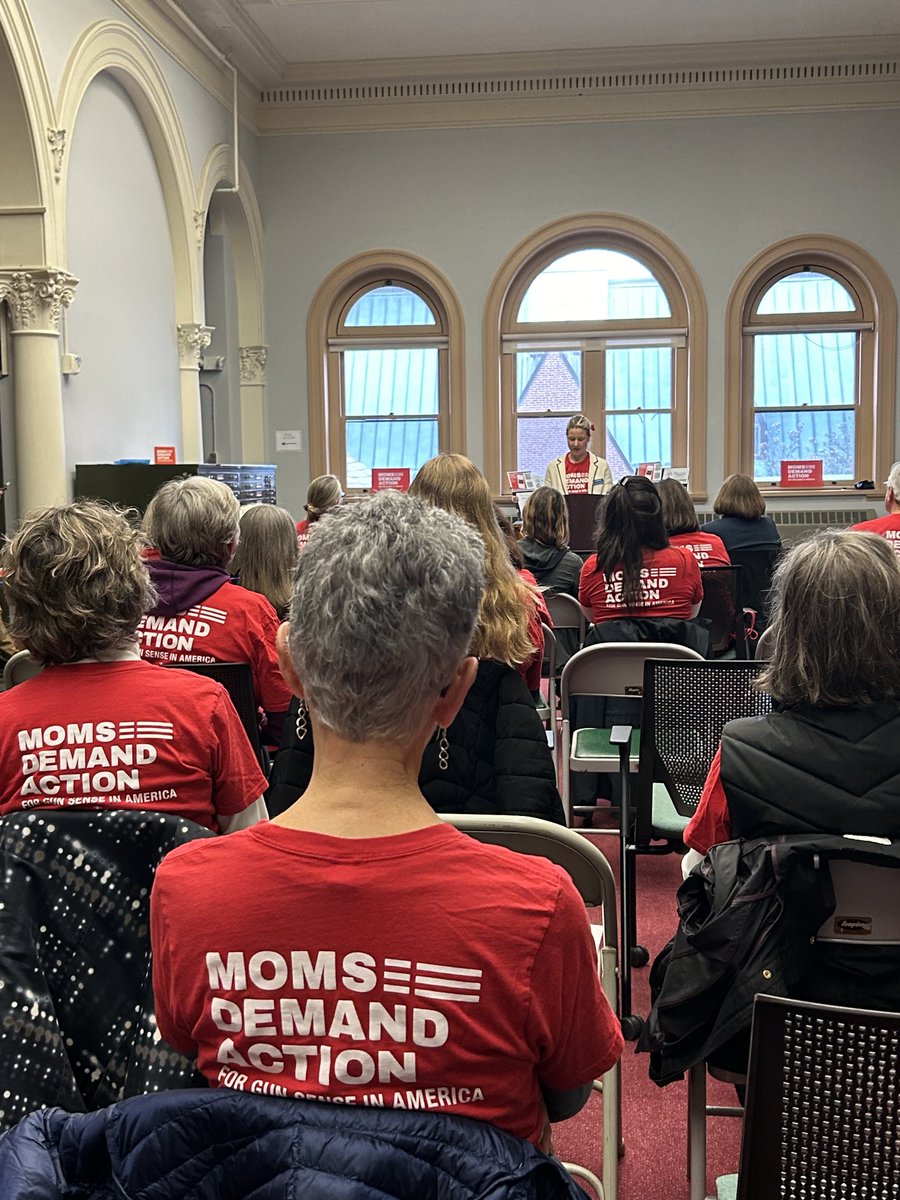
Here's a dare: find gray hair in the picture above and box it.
[887,462,900,496]
[143,475,240,568]
[757,530,900,707]
[289,490,485,742]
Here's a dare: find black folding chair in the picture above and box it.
[698,564,747,659]
[178,661,270,774]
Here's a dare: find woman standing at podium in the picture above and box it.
[544,414,613,496]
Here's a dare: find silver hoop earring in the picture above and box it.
[437,727,449,771]
[295,699,308,742]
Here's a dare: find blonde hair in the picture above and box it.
[305,475,342,522]
[3,500,154,664]
[714,474,766,520]
[566,414,592,437]
[410,454,536,667]
[232,504,298,617]
[143,475,240,567]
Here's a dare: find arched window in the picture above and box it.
[726,238,897,490]
[484,216,707,495]
[307,253,465,488]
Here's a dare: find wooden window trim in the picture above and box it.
[307,250,466,484]
[725,236,897,496]
[483,213,707,498]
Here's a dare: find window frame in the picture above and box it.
[307,252,466,487]
[483,214,707,497]
[725,237,897,495]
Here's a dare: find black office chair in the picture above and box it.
[728,547,782,647]
[735,993,900,1199]
[178,661,270,773]
[698,564,747,658]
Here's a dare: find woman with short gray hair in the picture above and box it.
[151,490,622,1148]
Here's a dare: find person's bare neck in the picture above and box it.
[271,725,441,839]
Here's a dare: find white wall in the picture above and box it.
[64,72,179,473]
[259,108,900,518]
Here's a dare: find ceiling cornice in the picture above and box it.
[275,34,900,87]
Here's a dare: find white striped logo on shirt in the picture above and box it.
[186,604,228,625]
[117,721,175,740]
[381,957,482,1004]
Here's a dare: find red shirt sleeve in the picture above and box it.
[521,600,545,692]
[526,872,624,1090]
[683,746,732,853]
[209,688,269,816]
[249,598,293,713]
[150,859,196,1056]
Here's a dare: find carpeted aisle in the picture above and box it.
[551,841,742,1200]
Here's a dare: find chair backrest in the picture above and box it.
[637,659,773,833]
[546,592,589,639]
[728,546,782,629]
[177,660,267,770]
[737,993,900,1199]
[443,813,617,949]
[560,642,704,722]
[815,851,900,944]
[698,564,747,658]
[3,648,43,689]
[540,621,558,682]
[752,624,775,662]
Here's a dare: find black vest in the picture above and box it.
[721,701,900,842]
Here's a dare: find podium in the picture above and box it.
[565,494,606,554]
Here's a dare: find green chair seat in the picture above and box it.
[650,781,690,839]
[571,726,641,764]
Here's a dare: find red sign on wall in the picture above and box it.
[371,467,411,492]
[154,446,177,465]
[780,460,823,487]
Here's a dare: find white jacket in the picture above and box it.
[544,452,613,495]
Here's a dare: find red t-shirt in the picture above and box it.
[0,660,267,832]
[151,821,623,1145]
[578,545,703,623]
[136,581,292,713]
[851,513,900,556]
[668,531,731,568]
[564,455,590,495]
[683,747,731,854]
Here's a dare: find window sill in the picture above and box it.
[758,486,878,499]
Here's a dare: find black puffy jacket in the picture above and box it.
[266,661,564,824]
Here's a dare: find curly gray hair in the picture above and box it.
[288,490,485,742]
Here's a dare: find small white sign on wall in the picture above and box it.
[276,430,303,452]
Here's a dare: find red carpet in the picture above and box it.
[552,838,742,1199]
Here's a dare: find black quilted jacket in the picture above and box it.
[266,660,564,824]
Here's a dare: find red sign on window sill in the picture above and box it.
[371,468,411,492]
[154,446,177,465]
[780,460,823,487]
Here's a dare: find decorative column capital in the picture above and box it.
[177,323,214,368]
[239,345,268,384]
[193,209,206,249]
[47,128,67,182]
[0,268,78,332]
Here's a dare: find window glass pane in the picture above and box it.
[754,410,855,481]
[344,348,439,417]
[606,413,671,475]
[516,415,574,481]
[346,418,439,488]
[605,346,672,412]
[344,284,436,327]
[517,248,671,323]
[516,351,582,412]
[756,271,856,316]
[753,332,857,409]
